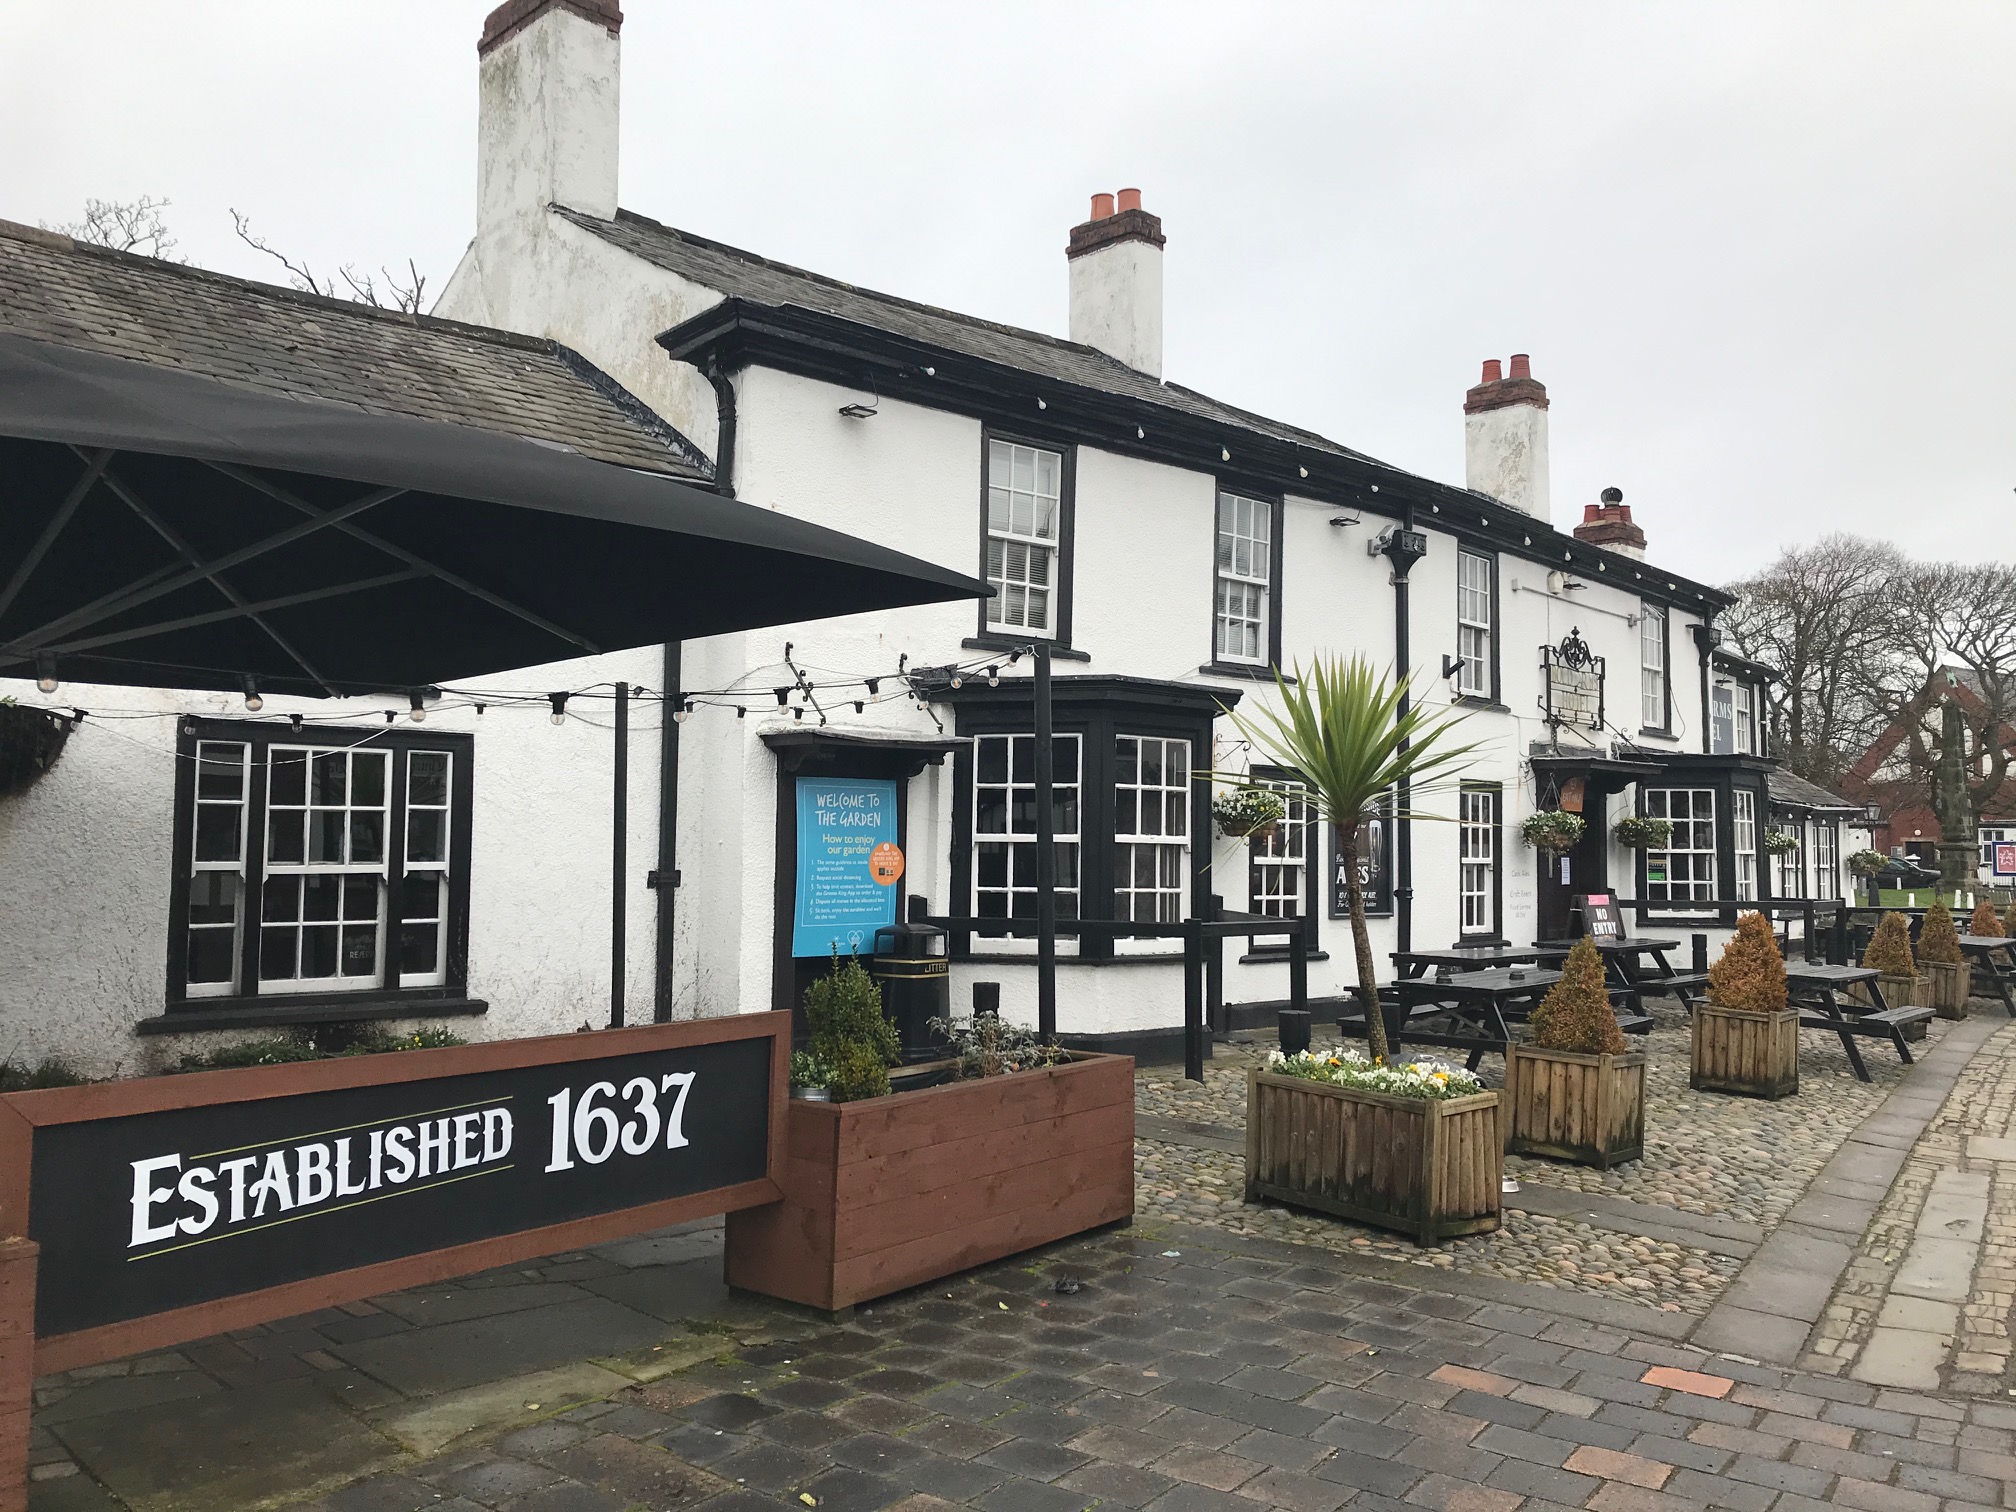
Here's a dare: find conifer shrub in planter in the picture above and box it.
[1505,937,1645,1168]
[726,958,1132,1313]
[1970,900,2007,938]
[1245,1050,1500,1246]
[1919,902,1969,1019]
[1861,911,1924,1010]
[1692,911,1799,1099]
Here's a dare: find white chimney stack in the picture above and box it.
[1067,189,1164,380]
[476,0,623,233]
[1463,354,1551,522]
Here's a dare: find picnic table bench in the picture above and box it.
[1956,935,2016,1017]
[1782,962,1933,1082]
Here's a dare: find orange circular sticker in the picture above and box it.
[869,842,905,886]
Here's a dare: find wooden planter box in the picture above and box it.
[1243,1070,1500,1246]
[1504,1045,1646,1169]
[1690,1002,1799,1099]
[1924,961,1969,1019]
[723,1054,1133,1313]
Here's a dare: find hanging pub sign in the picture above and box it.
[0,1015,786,1370]
[1331,791,1394,919]
[1541,629,1606,732]
[792,778,901,957]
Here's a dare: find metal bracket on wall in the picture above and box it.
[646,870,681,890]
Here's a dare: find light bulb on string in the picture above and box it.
[34,655,56,695]
[950,673,963,689]
[548,692,569,726]
[289,713,304,732]
[774,687,791,707]
[986,666,1000,687]
[407,690,427,722]
[792,706,804,721]
[854,700,865,714]
[865,678,880,695]
[673,702,692,724]
[242,677,263,713]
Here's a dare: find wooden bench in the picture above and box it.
[1636,971,1708,1008]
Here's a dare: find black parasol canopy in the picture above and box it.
[0,333,989,697]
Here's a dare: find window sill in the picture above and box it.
[139,995,489,1036]
[1637,727,1678,741]
[1454,697,1511,714]
[962,636,1090,663]
[1197,663,1292,684]
[1238,949,1331,965]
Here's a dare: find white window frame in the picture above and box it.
[984,439,1063,639]
[1774,817,1805,898]
[1733,681,1756,755]
[259,745,393,995]
[1814,820,1840,900]
[1214,492,1272,665]
[1645,788,1718,907]
[1248,776,1307,919]
[970,732,1081,924]
[1459,786,1499,938]
[399,750,454,988]
[1113,735,1191,925]
[1732,788,1758,902]
[186,740,251,998]
[1640,606,1667,730]
[1457,550,1493,698]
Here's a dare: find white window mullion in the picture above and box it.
[1457,550,1493,697]
[985,440,1063,638]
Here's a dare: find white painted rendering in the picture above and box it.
[477,5,621,232]
[1069,236,1163,380]
[1465,400,1551,524]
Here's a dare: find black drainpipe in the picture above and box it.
[653,363,738,1022]
[1694,615,1721,750]
[1381,506,1429,956]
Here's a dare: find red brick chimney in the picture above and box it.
[1573,486,1647,559]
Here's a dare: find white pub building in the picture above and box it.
[0,0,1864,1073]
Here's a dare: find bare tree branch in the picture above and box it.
[45,196,181,260]
[230,210,428,314]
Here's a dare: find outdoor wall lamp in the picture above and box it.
[837,375,880,419]
[1329,514,1360,529]
[1440,653,1465,681]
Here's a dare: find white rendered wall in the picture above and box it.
[1464,403,1550,524]
[476,7,621,231]
[1068,239,1163,379]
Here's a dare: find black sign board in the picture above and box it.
[1330,792,1394,919]
[1571,892,1625,941]
[3,1018,783,1347]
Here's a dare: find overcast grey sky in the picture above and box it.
[8,2,2012,585]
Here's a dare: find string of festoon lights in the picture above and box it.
[9,643,1040,762]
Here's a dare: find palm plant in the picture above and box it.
[1219,656,1484,1063]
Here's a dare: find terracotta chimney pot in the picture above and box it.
[1090,192,1115,220]
[1508,353,1533,380]
[1481,358,1503,383]
[1116,187,1142,213]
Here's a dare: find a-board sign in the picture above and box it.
[0,1014,786,1372]
[1996,842,2016,879]
[792,777,900,957]
[1572,892,1625,940]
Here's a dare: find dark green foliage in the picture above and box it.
[0,1058,91,1091]
[1528,937,1628,1055]
[804,952,898,1102]
[176,1024,466,1073]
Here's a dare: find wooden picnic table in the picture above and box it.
[1536,934,1691,1015]
[1341,967,1563,1070]
[1782,962,1933,1082]
[1956,935,2016,1016]
[1390,944,1569,979]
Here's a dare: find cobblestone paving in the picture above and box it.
[1806,1019,2016,1393]
[1133,1013,1947,1317]
[280,1225,2016,1512]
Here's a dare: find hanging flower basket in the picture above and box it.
[0,701,72,799]
[1521,810,1585,855]
[1213,787,1288,840]
[1847,849,1888,879]
[1612,816,1673,850]
[1763,829,1801,856]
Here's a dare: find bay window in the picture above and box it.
[1731,788,1759,902]
[1814,820,1840,900]
[1643,788,1717,906]
[972,733,1081,921]
[170,721,472,1009]
[1113,736,1191,923]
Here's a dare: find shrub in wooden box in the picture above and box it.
[1505,936,1645,1167]
[1692,911,1799,1099]
[723,1054,1134,1314]
[1244,1069,1500,1246]
[1918,904,1967,1020]
[1922,962,1969,1019]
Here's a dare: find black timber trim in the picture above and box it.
[654,299,1735,616]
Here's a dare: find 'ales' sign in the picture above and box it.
[0,1016,786,1353]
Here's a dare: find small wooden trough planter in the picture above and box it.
[1504,1044,1646,1169]
[1690,1002,1799,1099]
[1243,1069,1500,1246]
[1924,961,1969,1020]
[723,1053,1134,1314]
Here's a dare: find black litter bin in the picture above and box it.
[871,920,951,1062]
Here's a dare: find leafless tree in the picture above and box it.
[45,196,181,259]
[230,209,428,314]
[1722,535,1902,787]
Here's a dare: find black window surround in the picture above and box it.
[1640,602,1672,736]
[1201,486,1285,679]
[1631,754,1772,925]
[158,718,478,1030]
[1241,765,1325,963]
[975,429,1077,656]
[1454,547,1502,708]
[939,676,1231,962]
[1458,781,1505,942]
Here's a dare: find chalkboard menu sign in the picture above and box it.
[1572,892,1625,940]
[1331,792,1394,919]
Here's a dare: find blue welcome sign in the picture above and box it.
[792,778,900,957]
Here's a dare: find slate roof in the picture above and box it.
[0,219,711,480]
[560,207,1387,467]
[1768,768,1861,812]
